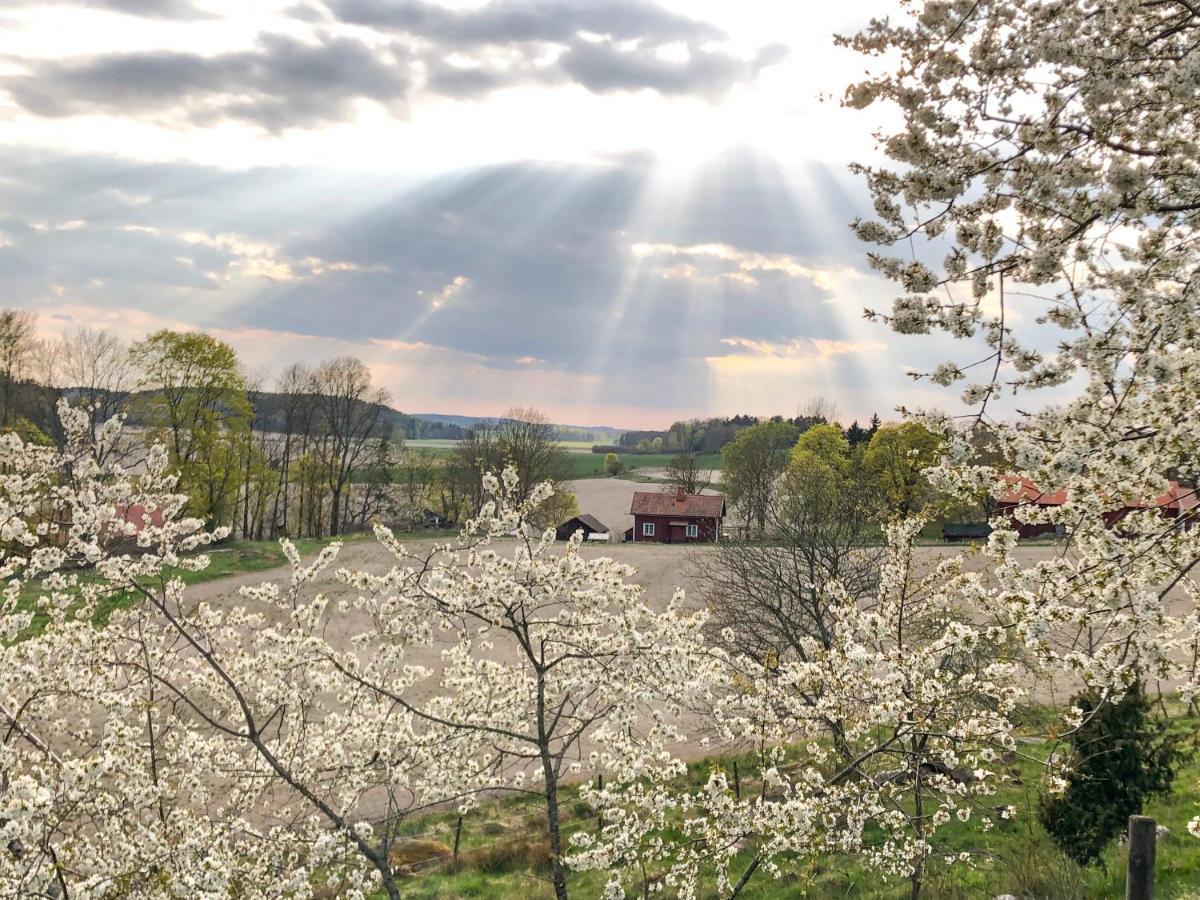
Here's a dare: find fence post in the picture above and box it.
[1126,815,1156,900]
[596,774,604,836]
[452,814,463,863]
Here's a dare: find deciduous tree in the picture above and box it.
[721,420,800,535]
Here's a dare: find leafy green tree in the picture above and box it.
[722,420,800,535]
[0,308,37,431]
[131,330,252,527]
[1039,684,1184,866]
[845,420,870,446]
[790,423,851,479]
[700,418,882,670]
[603,452,623,476]
[862,422,944,518]
[531,489,580,530]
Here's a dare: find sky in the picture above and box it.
[0,0,981,429]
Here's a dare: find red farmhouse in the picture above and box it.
[995,477,1197,538]
[630,489,725,544]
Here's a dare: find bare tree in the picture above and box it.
[311,357,390,536]
[450,407,569,515]
[448,424,498,518]
[494,407,570,504]
[270,363,319,538]
[394,444,439,527]
[664,446,712,495]
[696,457,882,665]
[42,327,133,451]
[796,396,840,428]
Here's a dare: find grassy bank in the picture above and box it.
[361,712,1200,899]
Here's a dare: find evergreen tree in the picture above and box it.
[1039,684,1184,867]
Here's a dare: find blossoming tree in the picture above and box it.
[0,405,718,899]
[332,471,718,900]
[576,0,1200,895]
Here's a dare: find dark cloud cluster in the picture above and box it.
[332,0,786,101]
[0,146,868,389]
[560,40,787,96]
[329,0,723,45]
[2,0,787,130]
[232,149,864,371]
[11,0,212,18]
[7,33,411,131]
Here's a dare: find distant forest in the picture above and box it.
[602,408,883,455]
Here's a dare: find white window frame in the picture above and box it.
[642,522,656,537]
[686,523,699,538]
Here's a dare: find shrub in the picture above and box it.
[459,838,552,875]
[1039,683,1185,866]
[603,452,623,476]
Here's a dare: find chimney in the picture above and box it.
[676,486,686,502]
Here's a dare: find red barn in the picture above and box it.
[995,477,1197,538]
[630,489,725,544]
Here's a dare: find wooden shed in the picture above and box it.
[555,513,610,542]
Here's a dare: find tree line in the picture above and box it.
[611,399,883,455]
[1,314,575,540]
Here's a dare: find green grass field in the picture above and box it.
[400,443,724,480]
[362,710,1200,899]
[565,452,724,479]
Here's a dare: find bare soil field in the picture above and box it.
[182,534,1194,823]
[190,534,1196,710]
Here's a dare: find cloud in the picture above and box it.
[222,156,865,387]
[326,0,788,99]
[0,145,908,418]
[2,1,786,130]
[328,0,724,46]
[559,40,787,97]
[715,336,887,360]
[9,0,211,17]
[5,33,412,131]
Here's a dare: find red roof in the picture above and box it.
[116,503,167,531]
[997,477,1068,506]
[630,490,725,518]
[997,476,1197,513]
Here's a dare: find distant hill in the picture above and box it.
[94,389,624,444]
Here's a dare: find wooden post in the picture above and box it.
[1126,815,1156,900]
[733,760,741,800]
[452,815,463,862]
[596,775,603,836]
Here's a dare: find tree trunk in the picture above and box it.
[329,486,342,536]
[536,672,570,900]
[541,766,570,900]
